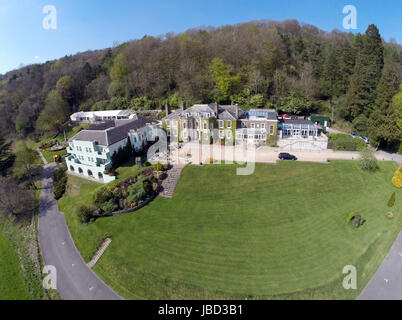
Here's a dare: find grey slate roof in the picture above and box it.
[70,116,156,146]
[246,109,278,120]
[162,104,245,121]
[280,119,315,125]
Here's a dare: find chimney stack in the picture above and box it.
[181,101,186,112]
[165,102,170,116]
[235,103,239,119]
[214,102,219,116]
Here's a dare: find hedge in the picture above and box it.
[329,134,367,151]
[53,166,68,200]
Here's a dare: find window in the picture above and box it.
[270,125,274,135]
[226,130,232,139]
[166,121,170,128]
[256,124,260,129]
[227,121,231,128]
[251,123,255,129]
[173,120,177,127]
[182,122,187,129]
[261,123,265,129]
[203,122,207,130]
[219,130,224,138]
[219,120,224,128]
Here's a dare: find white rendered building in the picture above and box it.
[66,116,157,183]
[70,110,138,123]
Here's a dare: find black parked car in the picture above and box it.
[278,153,297,160]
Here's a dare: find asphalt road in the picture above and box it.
[38,164,121,300]
[358,230,402,300]
[376,150,402,166]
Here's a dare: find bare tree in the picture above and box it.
[14,144,39,190]
[0,177,35,219]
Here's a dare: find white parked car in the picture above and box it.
[359,136,370,144]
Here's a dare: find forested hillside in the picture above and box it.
[1,19,401,150]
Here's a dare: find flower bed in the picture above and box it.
[92,169,160,217]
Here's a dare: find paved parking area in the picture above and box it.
[160,143,380,166]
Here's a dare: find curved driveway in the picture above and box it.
[358,230,402,300]
[38,164,121,300]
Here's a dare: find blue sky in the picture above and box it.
[0,0,401,74]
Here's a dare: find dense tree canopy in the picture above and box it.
[0,138,14,176]
[36,90,69,135]
[0,19,401,150]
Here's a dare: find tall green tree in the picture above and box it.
[345,34,370,119]
[339,39,356,93]
[392,84,402,133]
[391,84,402,152]
[209,58,241,103]
[56,75,75,106]
[280,91,312,115]
[36,90,69,135]
[110,53,129,81]
[320,46,343,121]
[362,24,384,107]
[345,26,385,120]
[367,60,400,147]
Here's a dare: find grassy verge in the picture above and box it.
[61,160,401,299]
[0,232,30,299]
[0,182,46,300]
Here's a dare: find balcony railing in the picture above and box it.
[236,128,267,135]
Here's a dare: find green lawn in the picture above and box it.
[41,148,67,164]
[0,232,30,300]
[60,160,402,299]
[0,181,47,300]
[59,161,153,259]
